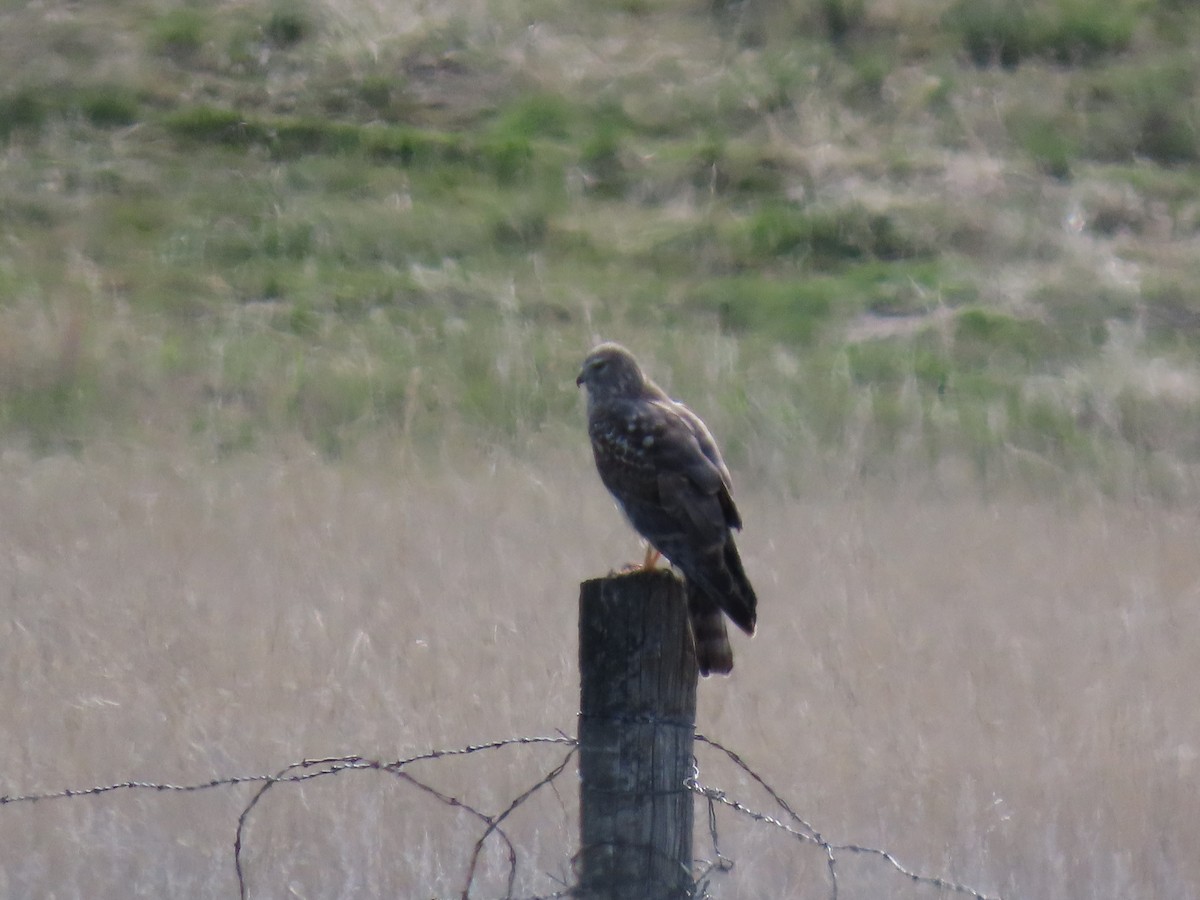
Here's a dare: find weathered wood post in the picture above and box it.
[577,569,698,899]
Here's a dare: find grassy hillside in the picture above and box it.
[3,5,1200,899]
[2,0,1200,495]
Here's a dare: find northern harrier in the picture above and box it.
[576,342,757,675]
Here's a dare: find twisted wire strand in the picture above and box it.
[0,725,1000,900]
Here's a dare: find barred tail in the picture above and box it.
[687,583,734,676]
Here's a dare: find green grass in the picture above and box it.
[0,8,1195,900]
[148,7,209,61]
[946,0,1140,69]
[263,6,313,48]
[3,9,1200,900]
[1080,58,1200,164]
[0,0,1198,494]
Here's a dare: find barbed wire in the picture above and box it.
[0,730,1000,900]
[691,735,998,900]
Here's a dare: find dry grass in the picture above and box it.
[3,2,1200,893]
[1,444,1197,898]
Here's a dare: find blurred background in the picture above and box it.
[1,0,1198,897]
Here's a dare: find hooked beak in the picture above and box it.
[575,371,585,387]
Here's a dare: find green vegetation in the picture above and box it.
[1,0,1199,496]
[946,0,1140,68]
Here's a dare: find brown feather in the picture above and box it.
[579,341,759,673]
[688,583,733,677]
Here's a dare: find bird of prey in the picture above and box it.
[576,342,757,676]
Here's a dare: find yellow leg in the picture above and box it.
[618,544,663,574]
[642,545,661,570]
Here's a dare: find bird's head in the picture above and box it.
[576,342,646,402]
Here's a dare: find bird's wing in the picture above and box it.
[590,396,739,545]
[635,400,737,543]
[653,399,742,532]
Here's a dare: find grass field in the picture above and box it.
[2,0,1200,487]
[2,0,1199,897]
[2,450,1198,897]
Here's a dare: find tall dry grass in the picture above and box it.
[1,443,1197,898]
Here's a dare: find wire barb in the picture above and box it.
[1,729,1000,900]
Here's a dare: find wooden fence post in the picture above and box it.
[577,569,698,900]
